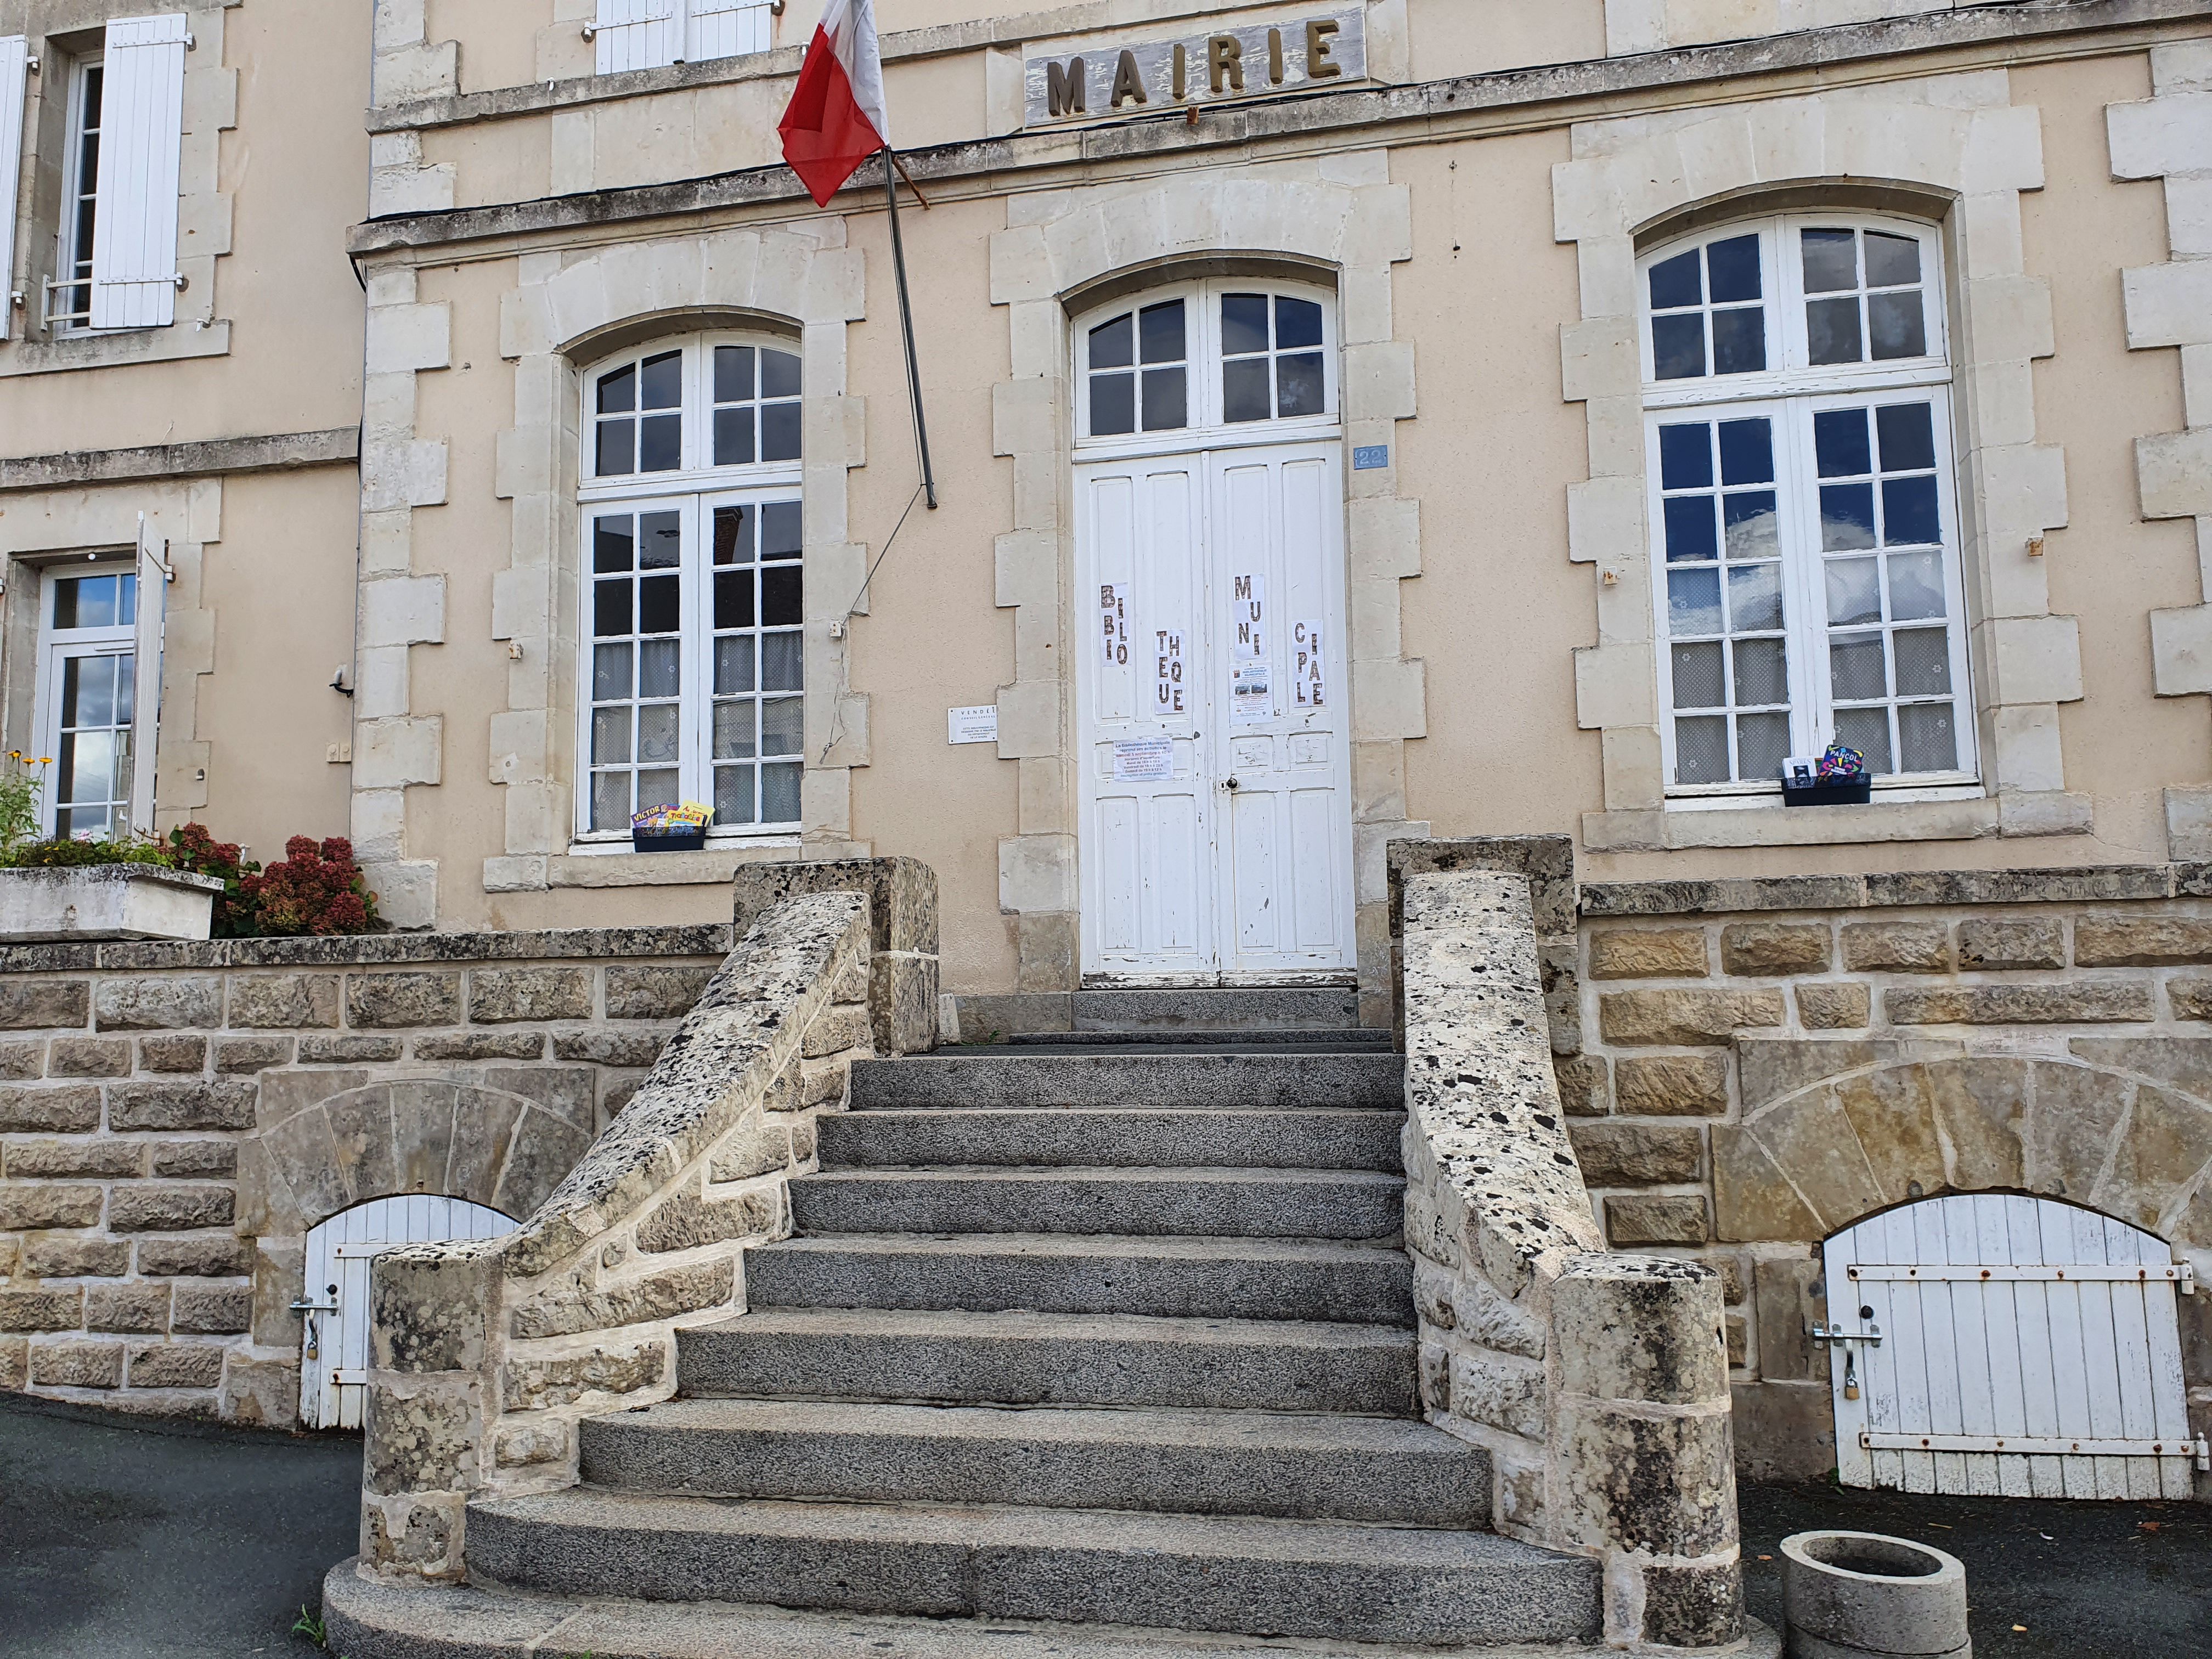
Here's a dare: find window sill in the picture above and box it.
[1,322,229,378]
[1582,791,2094,853]
[487,838,871,892]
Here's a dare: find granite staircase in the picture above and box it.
[326,990,1613,1657]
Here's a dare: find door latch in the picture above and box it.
[1808,1320,1882,1348]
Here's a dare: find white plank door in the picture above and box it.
[300,1195,518,1431]
[1825,1194,2201,1499]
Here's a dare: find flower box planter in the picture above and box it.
[1782,777,1874,807]
[0,865,226,942]
[632,827,709,854]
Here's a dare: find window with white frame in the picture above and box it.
[47,50,103,329]
[1640,214,1973,793]
[1076,279,1337,443]
[591,0,776,75]
[578,334,804,838]
[38,566,140,838]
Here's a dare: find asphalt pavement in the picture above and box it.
[2,1393,2208,1658]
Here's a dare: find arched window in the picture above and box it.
[1640,215,1972,793]
[1075,279,1338,443]
[577,332,804,838]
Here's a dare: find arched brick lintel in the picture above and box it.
[1714,1055,2212,1250]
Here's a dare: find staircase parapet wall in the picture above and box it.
[733,856,940,1057]
[357,889,878,1586]
[1401,867,1742,1651]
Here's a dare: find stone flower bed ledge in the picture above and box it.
[0,865,225,943]
[357,859,936,1582]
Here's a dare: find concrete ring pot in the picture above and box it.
[1781,1530,1969,1659]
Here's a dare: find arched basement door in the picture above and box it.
[298,1195,518,1430]
[1824,1194,2204,1499]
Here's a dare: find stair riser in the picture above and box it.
[578,1419,1488,1525]
[464,1514,1601,1646]
[850,1054,1402,1111]
[816,1111,1406,1172]
[788,1177,1402,1240]
[678,1326,1418,1413]
[744,1246,1415,1325]
[1071,987,1361,1032]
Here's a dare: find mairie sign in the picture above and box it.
[1022,9,1368,127]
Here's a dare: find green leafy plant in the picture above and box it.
[0,752,50,861]
[164,822,261,935]
[8,833,172,867]
[291,1605,326,1646]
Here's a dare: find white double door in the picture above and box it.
[1076,439,1354,981]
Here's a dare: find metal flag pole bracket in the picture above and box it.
[883,147,938,509]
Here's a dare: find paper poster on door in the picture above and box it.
[1154,630,1186,716]
[1293,620,1327,709]
[1232,574,1266,659]
[1099,584,1130,667]
[1231,663,1273,725]
[1113,736,1175,782]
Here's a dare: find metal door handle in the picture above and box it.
[1223,776,1240,791]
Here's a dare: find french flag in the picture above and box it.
[780,0,890,207]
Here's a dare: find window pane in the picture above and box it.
[1867,291,1926,359]
[1724,493,1779,561]
[1826,558,1881,626]
[1139,300,1187,363]
[636,769,680,813]
[761,566,804,627]
[1898,702,1957,772]
[761,348,802,398]
[591,772,631,833]
[1887,550,1946,620]
[715,346,755,403]
[1806,297,1862,365]
[115,657,133,726]
[761,761,803,823]
[760,402,802,462]
[1833,706,1893,774]
[639,639,680,698]
[714,506,753,565]
[641,512,682,566]
[598,364,636,415]
[1736,712,1791,781]
[716,636,755,695]
[1882,477,1941,546]
[714,407,756,466]
[715,698,756,758]
[640,350,682,409]
[1668,568,1723,636]
[1820,486,1876,551]
[595,421,634,477]
[75,656,116,727]
[1727,564,1783,632]
[639,412,682,472]
[1706,235,1762,304]
[636,703,681,765]
[1864,232,1921,288]
[1222,358,1271,424]
[1672,642,1725,708]
[1674,715,1729,785]
[716,570,755,630]
[1659,425,1713,489]
[1892,628,1952,697]
[1876,403,1937,472]
[1221,294,1269,356]
[1801,229,1858,293]
[1733,638,1788,706]
[1663,496,1718,563]
[1651,314,1706,380]
[1814,409,1871,477]
[716,763,757,825]
[1717,419,1774,484]
[637,574,680,634]
[761,633,803,692]
[594,517,636,573]
[1648,249,1702,310]
[760,697,804,757]
[1276,354,1324,417]
[1711,308,1766,375]
[1091,371,1136,435]
[1089,314,1133,370]
[591,707,632,766]
[594,642,633,699]
[117,577,136,628]
[593,580,631,638]
[1276,296,1324,349]
[1141,366,1188,431]
[762,501,803,558]
[1830,635,1888,701]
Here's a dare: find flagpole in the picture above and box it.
[883,148,938,510]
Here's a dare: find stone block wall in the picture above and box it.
[359,890,874,1583]
[1564,866,2212,1493]
[0,924,730,1423]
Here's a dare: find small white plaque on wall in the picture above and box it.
[948,705,1000,745]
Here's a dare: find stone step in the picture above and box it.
[850,1052,1403,1111]
[677,1306,1418,1414]
[789,1166,1403,1240]
[817,1109,1405,1172]
[1073,986,1362,1032]
[1007,1029,1394,1049]
[743,1233,1415,1325]
[462,1489,1604,1647]
[579,1398,1489,1525]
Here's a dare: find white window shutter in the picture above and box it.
[0,37,27,343]
[91,13,188,331]
[596,0,680,74]
[690,1,772,63]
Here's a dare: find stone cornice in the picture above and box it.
[0,427,361,493]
